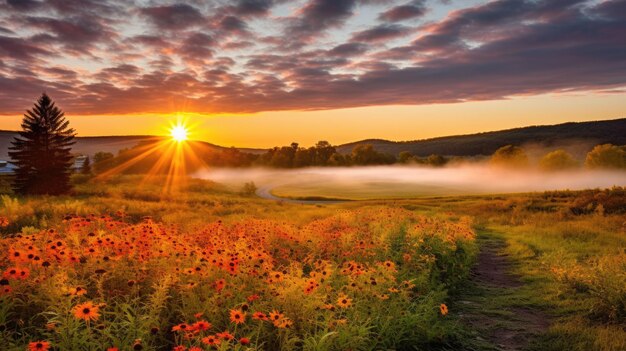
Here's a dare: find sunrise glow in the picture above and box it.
[170,124,188,142]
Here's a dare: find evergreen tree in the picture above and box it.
[9,93,76,195]
[81,156,92,175]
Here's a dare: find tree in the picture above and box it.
[398,151,414,164]
[240,181,257,196]
[9,94,76,195]
[539,149,579,171]
[426,154,448,167]
[490,145,529,168]
[313,141,336,166]
[93,152,115,173]
[81,156,92,175]
[585,144,626,169]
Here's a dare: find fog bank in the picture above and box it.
[193,165,626,199]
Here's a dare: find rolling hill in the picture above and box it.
[336,118,626,157]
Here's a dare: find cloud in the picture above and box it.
[286,0,357,41]
[328,42,370,57]
[378,1,426,22]
[0,0,624,115]
[351,24,413,42]
[0,35,50,61]
[140,4,205,30]
[26,16,114,54]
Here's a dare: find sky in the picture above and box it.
[0,0,625,147]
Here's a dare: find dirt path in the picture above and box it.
[455,233,551,351]
[255,184,345,205]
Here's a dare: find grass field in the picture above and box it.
[0,175,624,350]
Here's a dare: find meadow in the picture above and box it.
[0,175,624,351]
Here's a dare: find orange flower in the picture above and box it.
[172,346,186,351]
[68,286,87,296]
[268,310,283,323]
[322,304,335,311]
[73,301,100,322]
[239,337,251,345]
[201,335,221,346]
[214,279,226,292]
[171,323,189,332]
[275,317,293,329]
[28,341,51,351]
[216,330,234,341]
[440,303,448,316]
[267,271,283,283]
[252,311,268,321]
[3,267,29,280]
[381,260,396,271]
[107,348,119,351]
[229,309,246,324]
[192,320,211,331]
[336,294,352,308]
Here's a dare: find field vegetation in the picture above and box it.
[0,175,624,350]
[0,176,477,351]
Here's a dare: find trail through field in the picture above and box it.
[455,233,551,351]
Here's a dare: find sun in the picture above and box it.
[170,124,188,142]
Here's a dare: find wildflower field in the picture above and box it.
[1,176,625,350]
[0,177,476,351]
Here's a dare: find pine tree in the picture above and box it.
[9,93,76,195]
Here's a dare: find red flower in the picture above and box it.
[28,341,51,351]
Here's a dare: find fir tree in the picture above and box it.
[9,93,76,195]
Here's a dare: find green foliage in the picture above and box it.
[585,144,626,169]
[351,144,395,165]
[240,181,258,196]
[539,149,579,170]
[490,145,529,168]
[93,152,115,173]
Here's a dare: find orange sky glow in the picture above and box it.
[1,92,624,148]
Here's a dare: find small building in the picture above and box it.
[72,155,88,172]
[0,160,17,175]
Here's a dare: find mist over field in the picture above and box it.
[194,165,626,200]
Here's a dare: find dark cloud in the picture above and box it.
[6,0,42,11]
[378,1,426,22]
[140,4,204,30]
[26,16,113,54]
[0,35,50,61]
[351,24,413,42]
[328,42,370,57]
[230,0,275,16]
[218,15,249,33]
[288,0,357,39]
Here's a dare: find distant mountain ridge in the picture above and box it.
[1,118,625,161]
[336,118,626,157]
